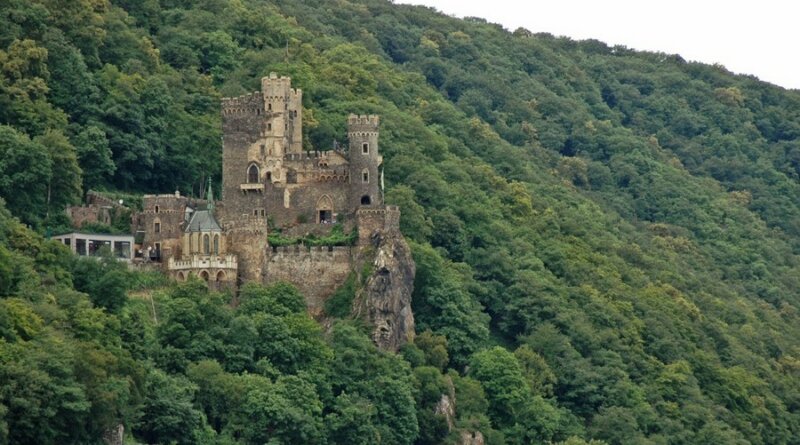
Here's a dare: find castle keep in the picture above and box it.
[220,72,384,228]
[123,74,414,348]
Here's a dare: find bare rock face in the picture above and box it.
[102,424,124,445]
[460,431,486,445]
[361,229,415,351]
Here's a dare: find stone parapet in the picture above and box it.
[168,254,238,271]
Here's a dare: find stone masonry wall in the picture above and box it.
[141,194,190,262]
[264,246,353,317]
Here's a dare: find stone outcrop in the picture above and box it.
[360,228,415,351]
[434,374,457,431]
[460,431,485,445]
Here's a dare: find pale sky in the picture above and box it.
[398,0,800,90]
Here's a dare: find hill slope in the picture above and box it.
[2,0,800,443]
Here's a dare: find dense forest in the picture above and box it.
[2,0,800,443]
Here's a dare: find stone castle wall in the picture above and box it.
[141,194,191,262]
[357,205,401,244]
[265,245,353,317]
[223,215,268,283]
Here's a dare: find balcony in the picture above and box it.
[168,254,238,271]
[240,183,264,192]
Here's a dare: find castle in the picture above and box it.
[129,73,410,328]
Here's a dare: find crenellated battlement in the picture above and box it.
[221,92,265,116]
[347,114,380,134]
[284,150,345,161]
[261,73,302,99]
[268,244,352,260]
[356,205,401,244]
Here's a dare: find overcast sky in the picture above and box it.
[397,0,800,90]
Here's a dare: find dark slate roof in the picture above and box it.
[185,210,222,232]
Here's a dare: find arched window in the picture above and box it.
[213,235,219,255]
[362,169,369,183]
[247,164,259,183]
[317,195,333,224]
[266,171,272,182]
[154,205,159,214]
[216,271,226,282]
[203,234,210,254]
[361,195,371,205]
[200,270,209,281]
[177,272,185,282]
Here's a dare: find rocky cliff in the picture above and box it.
[358,228,416,351]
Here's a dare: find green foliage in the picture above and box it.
[268,224,358,247]
[325,272,357,318]
[1,0,800,443]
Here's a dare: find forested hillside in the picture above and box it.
[2,0,800,444]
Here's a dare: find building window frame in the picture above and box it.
[247,163,260,184]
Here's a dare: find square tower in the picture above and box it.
[348,114,383,209]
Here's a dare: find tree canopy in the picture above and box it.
[2,0,800,443]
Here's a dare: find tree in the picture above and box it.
[35,129,82,216]
[0,125,51,225]
[136,369,204,445]
[72,125,114,190]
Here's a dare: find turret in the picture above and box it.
[348,114,383,209]
[261,72,303,155]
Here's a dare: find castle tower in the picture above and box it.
[262,72,303,156]
[348,114,383,209]
[220,73,302,218]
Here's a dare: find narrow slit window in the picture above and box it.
[362,169,369,183]
[362,142,369,154]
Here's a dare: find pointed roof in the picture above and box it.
[185,209,221,232]
[206,177,214,213]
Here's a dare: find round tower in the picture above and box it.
[348,114,383,209]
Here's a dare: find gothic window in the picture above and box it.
[203,234,210,254]
[317,195,333,224]
[200,270,209,281]
[362,142,369,154]
[362,169,369,183]
[266,171,272,182]
[213,235,219,255]
[247,164,259,183]
[216,271,226,282]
